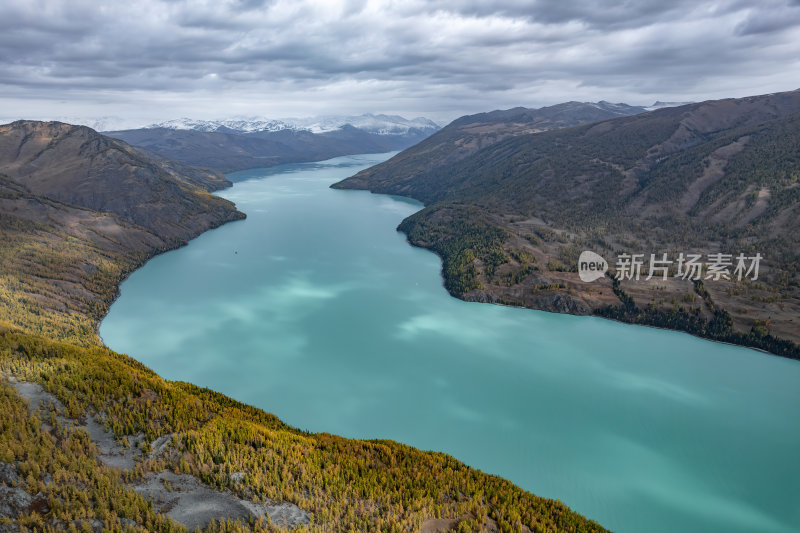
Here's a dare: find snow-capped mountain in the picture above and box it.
[151,118,294,133]
[644,101,694,111]
[148,113,439,136]
[587,101,647,116]
[282,114,440,135]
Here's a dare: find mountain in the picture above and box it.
[334,101,647,191]
[280,113,440,135]
[0,119,606,532]
[644,100,694,111]
[333,91,800,358]
[0,120,244,342]
[450,100,646,126]
[47,115,132,132]
[0,121,239,240]
[150,117,295,133]
[151,113,439,136]
[106,114,440,173]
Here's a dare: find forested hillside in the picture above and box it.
[334,91,800,358]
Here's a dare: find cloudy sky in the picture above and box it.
[1,0,798,128]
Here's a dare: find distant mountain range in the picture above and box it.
[334,91,800,358]
[149,113,440,136]
[105,114,441,173]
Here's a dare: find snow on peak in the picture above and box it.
[283,113,439,134]
[644,101,694,111]
[587,101,645,115]
[147,114,439,135]
[148,117,294,133]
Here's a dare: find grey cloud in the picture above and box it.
[735,2,800,35]
[0,0,797,124]
[417,0,726,29]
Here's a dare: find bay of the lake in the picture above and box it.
[101,153,800,533]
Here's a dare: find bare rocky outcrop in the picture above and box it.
[0,460,48,522]
[0,487,49,520]
[5,377,309,529]
[0,462,20,486]
[134,472,310,530]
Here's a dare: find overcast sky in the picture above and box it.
[1,0,798,128]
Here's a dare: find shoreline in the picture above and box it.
[343,185,799,360]
[95,153,398,345]
[99,157,798,362]
[94,182,247,346]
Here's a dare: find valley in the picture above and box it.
[0,91,798,533]
[2,2,797,532]
[0,123,606,532]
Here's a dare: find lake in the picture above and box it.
[100,153,800,533]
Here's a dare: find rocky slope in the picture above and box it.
[334,91,800,358]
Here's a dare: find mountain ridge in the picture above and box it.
[334,100,648,192]
[107,115,440,173]
[0,120,240,240]
[148,113,439,136]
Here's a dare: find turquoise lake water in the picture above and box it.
[100,153,800,533]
